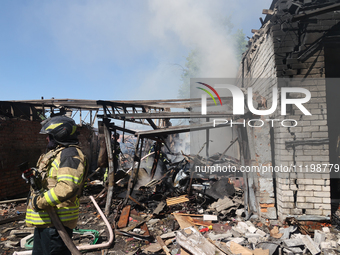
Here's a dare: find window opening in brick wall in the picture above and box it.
[324,39,340,209]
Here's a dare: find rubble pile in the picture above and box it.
[0,153,340,255]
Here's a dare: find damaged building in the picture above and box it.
[236,0,340,222]
[2,0,340,254]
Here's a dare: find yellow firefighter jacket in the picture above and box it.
[25,145,86,229]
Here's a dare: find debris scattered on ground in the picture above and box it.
[1,152,340,255]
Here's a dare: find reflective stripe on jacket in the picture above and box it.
[25,145,86,229]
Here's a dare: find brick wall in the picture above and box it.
[237,21,278,219]
[236,0,340,220]
[0,118,46,199]
[0,117,93,200]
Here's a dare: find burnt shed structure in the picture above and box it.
[237,0,340,221]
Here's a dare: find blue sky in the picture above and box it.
[0,0,273,101]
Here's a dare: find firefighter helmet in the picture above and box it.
[40,116,78,145]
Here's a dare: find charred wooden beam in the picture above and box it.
[101,112,233,120]
[292,3,340,22]
[136,121,231,137]
[150,141,162,179]
[108,124,136,134]
[142,106,158,130]
[262,9,274,15]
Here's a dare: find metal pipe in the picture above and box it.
[0,197,26,204]
[104,120,114,216]
[12,196,114,255]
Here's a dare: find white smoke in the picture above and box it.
[147,0,238,78]
[13,0,272,100]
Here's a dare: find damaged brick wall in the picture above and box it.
[237,0,340,220]
[236,19,278,220]
[0,117,93,200]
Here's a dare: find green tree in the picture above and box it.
[177,49,200,99]
[234,29,247,62]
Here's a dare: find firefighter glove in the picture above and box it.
[32,193,42,212]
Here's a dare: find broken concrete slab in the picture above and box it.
[283,247,303,255]
[210,196,235,212]
[176,227,224,255]
[255,228,267,237]
[244,233,263,239]
[207,231,233,241]
[320,241,332,250]
[279,226,296,240]
[247,226,257,234]
[314,230,325,246]
[226,237,245,247]
[146,218,160,226]
[322,227,330,233]
[301,235,321,255]
[283,238,304,247]
[257,242,279,255]
[234,221,249,234]
[247,237,258,244]
[160,231,177,239]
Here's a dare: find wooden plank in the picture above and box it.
[156,236,171,255]
[117,205,131,229]
[191,218,212,227]
[171,213,203,217]
[166,195,189,206]
[230,242,253,255]
[253,248,270,255]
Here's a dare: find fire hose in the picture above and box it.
[13,196,114,255]
[46,207,82,255]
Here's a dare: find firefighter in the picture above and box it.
[149,142,170,164]
[146,142,170,175]
[103,132,121,182]
[25,116,87,255]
